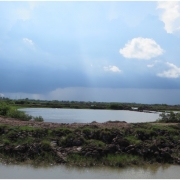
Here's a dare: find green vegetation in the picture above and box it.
[0,97,180,167]
[101,154,143,167]
[0,122,179,166]
[0,102,44,122]
[156,112,180,123]
[1,97,180,111]
[33,116,44,122]
[88,139,105,148]
[67,153,143,167]
[124,135,141,145]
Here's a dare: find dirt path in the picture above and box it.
[0,116,130,129]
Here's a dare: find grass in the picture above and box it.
[150,124,179,135]
[67,153,97,166]
[102,154,143,167]
[0,122,180,167]
[41,139,51,150]
[88,139,105,148]
[67,153,143,167]
[2,138,11,145]
[16,137,34,145]
[82,127,93,136]
[18,126,40,131]
[124,135,141,145]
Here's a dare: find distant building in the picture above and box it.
[131,107,138,111]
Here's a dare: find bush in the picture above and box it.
[7,109,32,121]
[0,102,43,122]
[0,102,10,116]
[157,112,180,123]
[33,116,44,122]
[41,140,51,150]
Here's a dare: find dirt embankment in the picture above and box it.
[0,116,180,167]
[0,116,130,129]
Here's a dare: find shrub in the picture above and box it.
[157,112,180,123]
[102,154,142,167]
[0,102,10,116]
[0,102,44,122]
[124,135,141,145]
[88,139,105,147]
[41,140,51,150]
[33,116,44,122]
[7,109,32,121]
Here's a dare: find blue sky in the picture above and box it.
[1,1,180,104]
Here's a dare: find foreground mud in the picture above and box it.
[0,116,180,167]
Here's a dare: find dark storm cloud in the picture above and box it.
[0,60,89,93]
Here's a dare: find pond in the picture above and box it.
[19,108,160,123]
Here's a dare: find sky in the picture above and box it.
[1,1,180,104]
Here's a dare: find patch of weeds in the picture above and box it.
[151,125,178,134]
[54,127,72,136]
[82,127,92,134]
[7,109,32,121]
[100,128,111,135]
[2,138,11,145]
[88,139,105,148]
[102,154,143,167]
[156,135,167,142]
[14,137,34,146]
[124,135,141,145]
[18,126,41,131]
[134,127,153,135]
[33,151,57,164]
[172,135,180,141]
[0,124,10,130]
[58,132,81,147]
[67,153,96,166]
[33,116,44,122]
[41,139,51,151]
[169,124,180,130]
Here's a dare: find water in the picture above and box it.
[0,163,179,179]
[19,108,160,123]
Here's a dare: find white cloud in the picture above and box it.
[17,2,38,21]
[0,93,4,97]
[119,37,164,60]
[29,2,39,10]
[103,65,121,73]
[17,8,31,21]
[147,60,162,68]
[147,64,154,68]
[157,62,180,78]
[23,38,34,46]
[157,1,180,34]
[107,4,119,21]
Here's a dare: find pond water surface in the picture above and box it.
[19,108,160,123]
[0,163,180,179]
